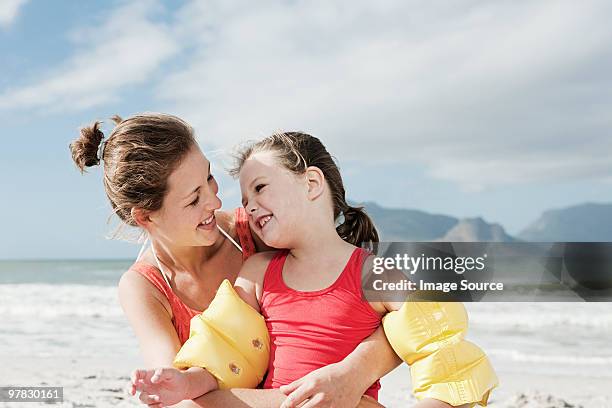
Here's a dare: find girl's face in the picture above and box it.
[239,150,308,248]
[148,147,222,247]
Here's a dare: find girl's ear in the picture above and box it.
[131,207,153,229]
[305,166,325,201]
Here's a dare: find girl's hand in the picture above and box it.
[279,362,373,408]
[130,367,191,406]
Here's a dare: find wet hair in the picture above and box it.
[230,132,379,247]
[69,113,196,235]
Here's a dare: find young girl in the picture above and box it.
[132,132,496,408]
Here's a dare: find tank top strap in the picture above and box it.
[235,207,257,261]
[130,261,175,301]
[336,247,370,295]
[262,249,290,294]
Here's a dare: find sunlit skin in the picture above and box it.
[130,146,241,310]
[126,148,467,408]
[239,150,335,251]
[147,146,222,248]
[235,151,471,408]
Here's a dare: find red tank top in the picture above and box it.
[130,208,256,344]
[260,247,382,400]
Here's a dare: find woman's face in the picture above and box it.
[239,150,308,248]
[149,147,222,247]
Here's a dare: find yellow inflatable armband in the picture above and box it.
[383,302,498,407]
[173,279,270,389]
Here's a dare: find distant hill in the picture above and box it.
[439,217,516,242]
[518,202,612,241]
[355,201,611,242]
[357,202,516,242]
[358,201,457,241]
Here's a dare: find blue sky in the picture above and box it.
[1,0,611,259]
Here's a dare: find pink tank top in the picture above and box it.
[260,248,383,400]
[130,208,256,344]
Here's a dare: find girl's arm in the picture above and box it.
[174,252,292,408]
[276,254,401,408]
[279,299,472,408]
[234,251,470,408]
[379,301,471,408]
[120,255,313,408]
[232,251,276,311]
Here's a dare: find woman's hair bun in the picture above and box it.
[69,121,104,172]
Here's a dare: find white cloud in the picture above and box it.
[155,0,612,190]
[0,0,28,28]
[3,0,610,190]
[0,0,178,111]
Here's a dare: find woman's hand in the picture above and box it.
[131,367,191,406]
[130,366,218,407]
[279,361,369,408]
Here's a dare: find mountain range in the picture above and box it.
[357,202,612,242]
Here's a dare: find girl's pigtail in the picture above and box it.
[336,204,379,248]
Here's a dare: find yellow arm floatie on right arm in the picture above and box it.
[173,279,270,389]
[382,302,498,407]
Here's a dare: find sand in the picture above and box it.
[1,355,611,407]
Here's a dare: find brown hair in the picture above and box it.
[69,113,196,233]
[230,132,379,247]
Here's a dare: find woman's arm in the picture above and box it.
[277,324,401,408]
[190,253,290,408]
[120,262,290,408]
[278,298,473,408]
[334,323,469,408]
[276,256,402,408]
[118,269,182,367]
[119,270,218,404]
[188,390,386,408]
[185,389,287,408]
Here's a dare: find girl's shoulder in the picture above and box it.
[239,250,279,280]
[235,250,280,309]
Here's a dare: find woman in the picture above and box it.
[69,113,402,407]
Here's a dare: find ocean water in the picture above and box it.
[0,260,138,369]
[0,260,611,381]
[466,302,612,379]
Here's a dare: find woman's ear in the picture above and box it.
[305,166,325,201]
[131,207,152,229]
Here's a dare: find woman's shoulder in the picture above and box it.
[218,208,269,254]
[215,209,239,239]
[118,263,173,317]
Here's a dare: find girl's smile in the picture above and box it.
[239,151,308,248]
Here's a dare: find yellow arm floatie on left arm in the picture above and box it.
[382,302,498,407]
[173,279,270,389]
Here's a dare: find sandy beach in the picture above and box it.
[2,353,611,407]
